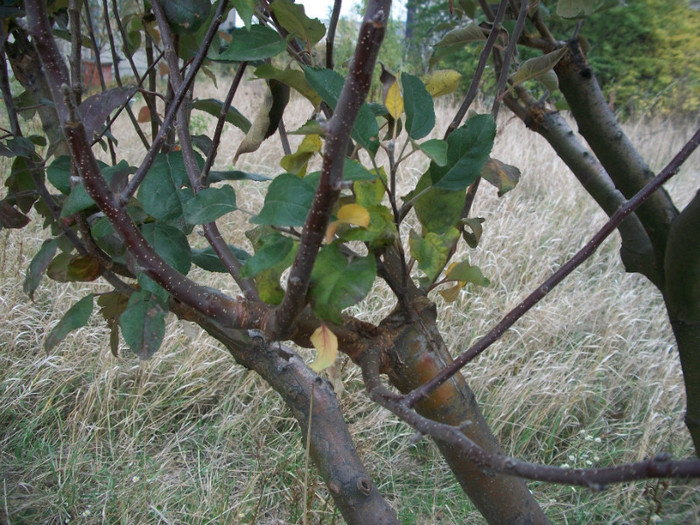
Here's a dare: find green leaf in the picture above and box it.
[233,0,256,29]
[480,157,521,196]
[192,98,251,133]
[510,48,568,89]
[47,155,72,194]
[240,234,295,278]
[45,294,94,353]
[209,169,270,183]
[60,184,94,217]
[47,253,102,282]
[119,290,167,360]
[270,0,325,48]
[23,238,58,300]
[304,67,379,155]
[183,185,237,225]
[254,64,322,107]
[556,0,595,18]
[0,136,36,158]
[537,69,560,93]
[141,222,192,275]
[251,173,316,227]
[138,273,169,303]
[309,243,377,323]
[446,260,490,286]
[432,114,496,191]
[461,217,485,248]
[402,73,435,140]
[344,159,378,181]
[137,151,198,230]
[338,205,397,249]
[409,228,460,284]
[245,226,297,304]
[163,0,212,34]
[430,23,485,67]
[280,134,322,176]
[353,175,385,208]
[97,291,129,357]
[6,157,36,212]
[417,139,448,166]
[410,170,465,235]
[215,24,287,62]
[191,245,250,272]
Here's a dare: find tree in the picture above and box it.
[1,1,699,523]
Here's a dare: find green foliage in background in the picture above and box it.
[401,0,700,117]
[543,0,700,116]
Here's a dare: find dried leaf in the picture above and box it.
[309,323,338,372]
[422,70,462,97]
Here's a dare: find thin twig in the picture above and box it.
[491,0,528,119]
[444,0,509,136]
[326,0,343,70]
[121,1,228,200]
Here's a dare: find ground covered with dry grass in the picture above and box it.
[1,80,699,524]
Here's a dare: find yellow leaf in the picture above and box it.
[325,221,339,244]
[337,203,370,228]
[309,323,338,372]
[384,80,404,120]
[422,70,462,97]
[438,283,463,302]
[281,134,322,175]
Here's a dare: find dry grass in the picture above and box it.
[1,78,699,524]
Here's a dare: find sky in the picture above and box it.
[298,0,361,20]
[298,1,405,21]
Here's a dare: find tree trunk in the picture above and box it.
[664,190,700,455]
[381,296,552,525]
[184,310,401,524]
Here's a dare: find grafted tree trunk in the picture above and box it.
[381,297,552,525]
[181,309,401,525]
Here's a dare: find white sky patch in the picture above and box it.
[298,1,406,21]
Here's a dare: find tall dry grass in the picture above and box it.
[1,77,699,524]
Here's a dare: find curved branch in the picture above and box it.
[504,88,659,283]
[361,348,700,488]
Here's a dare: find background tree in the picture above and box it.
[1,1,699,524]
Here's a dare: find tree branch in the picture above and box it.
[360,348,700,488]
[555,39,679,282]
[504,87,659,283]
[266,0,392,340]
[25,0,266,328]
[404,126,700,407]
[172,305,399,525]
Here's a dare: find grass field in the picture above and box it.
[1,80,699,524]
